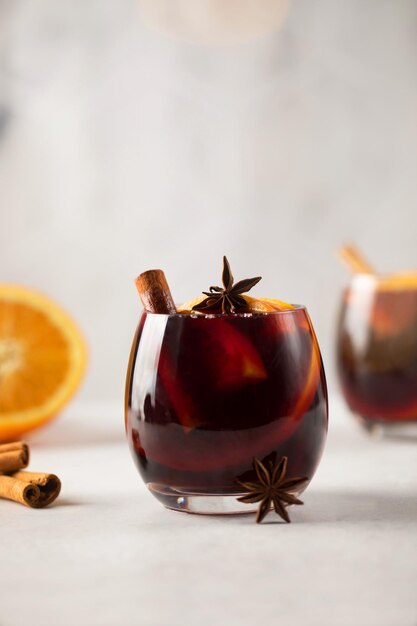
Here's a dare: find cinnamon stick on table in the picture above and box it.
[135,269,177,314]
[0,471,61,508]
[0,442,29,473]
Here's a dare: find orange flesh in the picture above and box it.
[0,285,87,441]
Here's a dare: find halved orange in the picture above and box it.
[0,284,87,441]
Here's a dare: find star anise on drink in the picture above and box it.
[236,456,309,524]
[192,256,262,314]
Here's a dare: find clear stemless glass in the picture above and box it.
[125,307,328,515]
[337,274,417,436]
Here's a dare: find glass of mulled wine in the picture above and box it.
[125,307,328,514]
[337,273,417,435]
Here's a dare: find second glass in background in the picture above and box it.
[337,272,417,437]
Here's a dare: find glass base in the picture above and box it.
[358,416,417,441]
[148,483,258,515]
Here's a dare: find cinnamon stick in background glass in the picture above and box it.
[338,244,375,275]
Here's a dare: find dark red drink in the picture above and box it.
[125,307,328,513]
[337,274,417,428]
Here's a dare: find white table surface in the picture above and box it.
[1,395,416,626]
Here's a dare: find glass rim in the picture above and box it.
[347,272,417,291]
[142,304,307,317]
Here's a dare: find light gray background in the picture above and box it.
[1,0,416,403]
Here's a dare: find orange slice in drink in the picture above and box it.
[378,271,417,291]
[177,295,206,314]
[257,297,295,311]
[350,272,417,336]
[177,294,295,314]
[144,334,322,472]
[144,311,323,471]
[0,284,87,441]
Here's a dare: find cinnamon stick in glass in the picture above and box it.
[0,471,61,508]
[135,269,177,314]
[338,244,375,275]
[0,442,29,473]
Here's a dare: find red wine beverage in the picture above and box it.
[126,308,328,512]
[337,275,417,427]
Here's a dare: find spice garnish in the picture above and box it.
[192,256,261,314]
[0,442,61,508]
[135,269,177,314]
[236,456,308,524]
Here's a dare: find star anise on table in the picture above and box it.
[236,456,309,524]
[192,256,261,314]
